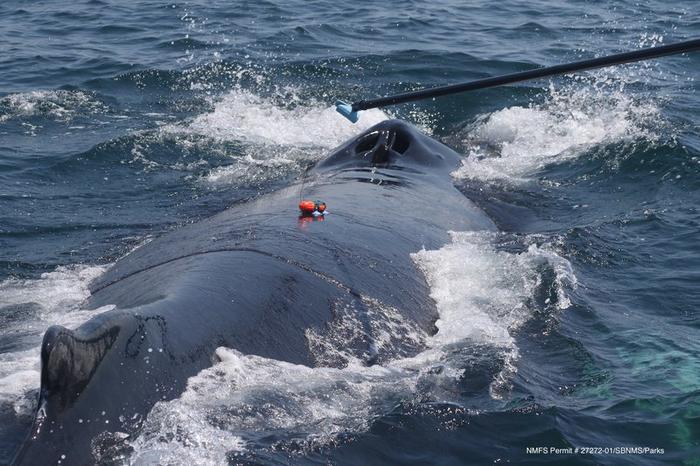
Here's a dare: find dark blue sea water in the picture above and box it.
[1,1,699,464]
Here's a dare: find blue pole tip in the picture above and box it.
[335,100,359,123]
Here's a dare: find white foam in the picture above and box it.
[158,88,390,185]
[183,89,389,147]
[0,265,111,416]
[201,150,301,186]
[129,86,437,185]
[453,78,664,183]
[0,90,107,123]
[129,348,429,464]
[412,231,576,397]
[304,295,427,367]
[413,231,575,348]
[0,350,41,417]
[130,231,575,459]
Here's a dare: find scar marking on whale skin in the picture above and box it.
[92,247,361,299]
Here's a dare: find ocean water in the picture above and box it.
[0,0,699,464]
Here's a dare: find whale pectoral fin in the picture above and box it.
[40,324,120,413]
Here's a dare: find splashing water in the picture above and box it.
[453,77,665,183]
[413,231,576,349]
[183,89,389,147]
[129,231,575,463]
[157,88,391,186]
[0,90,108,124]
[0,265,111,416]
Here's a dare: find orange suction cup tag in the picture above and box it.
[299,200,316,215]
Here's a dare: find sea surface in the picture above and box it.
[1,0,699,464]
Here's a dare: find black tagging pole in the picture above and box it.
[335,38,700,123]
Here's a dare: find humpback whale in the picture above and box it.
[12,120,495,465]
